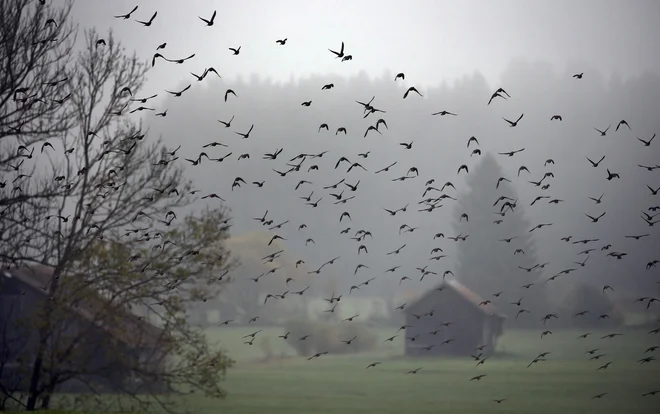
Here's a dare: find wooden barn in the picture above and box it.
[404,279,505,357]
[0,266,172,394]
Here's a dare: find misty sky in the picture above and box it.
[58,0,660,301]
[70,0,660,90]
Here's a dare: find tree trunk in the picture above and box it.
[24,352,43,410]
[40,390,51,409]
[26,267,62,410]
[39,374,59,410]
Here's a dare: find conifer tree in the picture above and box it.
[452,153,548,327]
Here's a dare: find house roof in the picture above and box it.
[408,278,504,318]
[2,266,169,349]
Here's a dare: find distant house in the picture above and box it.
[404,279,506,357]
[0,266,172,394]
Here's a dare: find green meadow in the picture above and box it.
[188,327,659,414]
[22,327,659,414]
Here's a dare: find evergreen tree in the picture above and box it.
[452,153,548,327]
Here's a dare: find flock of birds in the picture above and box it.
[2,2,660,408]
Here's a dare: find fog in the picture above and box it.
[136,63,659,305]
[3,1,660,412]
[57,0,660,308]
[70,0,660,89]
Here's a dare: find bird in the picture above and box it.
[487,88,510,105]
[499,148,525,157]
[199,10,217,26]
[589,193,604,204]
[594,125,611,136]
[637,133,655,146]
[218,116,235,128]
[328,41,345,59]
[403,86,423,99]
[225,89,237,102]
[503,114,524,127]
[586,155,605,167]
[235,124,254,139]
[585,212,606,223]
[114,6,138,19]
[606,169,620,181]
[616,120,631,131]
[165,84,191,97]
[136,12,157,26]
[40,142,54,153]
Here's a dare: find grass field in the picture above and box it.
[176,326,660,414]
[32,326,658,414]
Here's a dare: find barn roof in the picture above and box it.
[2,266,169,349]
[407,278,504,317]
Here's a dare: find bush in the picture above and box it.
[564,283,624,329]
[282,319,378,357]
[258,335,274,360]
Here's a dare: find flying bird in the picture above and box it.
[225,89,237,102]
[199,10,217,26]
[114,6,138,19]
[328,41,345,59]
[403,86,423,99]
[136,12,157,26]
[503,114,524,127]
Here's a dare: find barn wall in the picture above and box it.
[1,282,44,366]
[1,278,168,394]
[405,288,486,356]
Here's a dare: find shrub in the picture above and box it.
[282,319,378,356]
[330,321,378,354]
[283,319,318,357]
[564,283,623,329]
[258,334,274,360]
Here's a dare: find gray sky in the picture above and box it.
[70,0,660,90]
[61,0,660,300]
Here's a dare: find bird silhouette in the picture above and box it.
[199,10,216,26]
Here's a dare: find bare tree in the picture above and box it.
[0,23,235,413]
[0,0,78,276]
[1,26,190,267]
[0,0,77,196]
